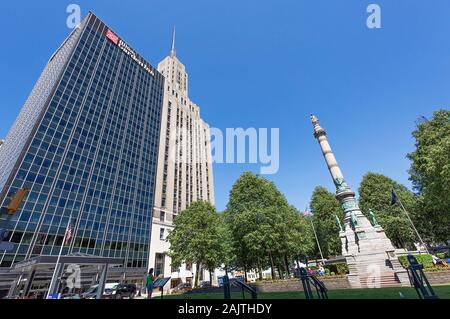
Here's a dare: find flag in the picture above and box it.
[64,223,72,245]
[391,189,397,206]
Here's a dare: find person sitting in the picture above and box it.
[318,265,326,276]
[432,255,448,266]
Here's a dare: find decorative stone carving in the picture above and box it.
[369,209,380,227]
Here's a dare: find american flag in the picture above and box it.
[64,223,72,245]
[391,189,398,206]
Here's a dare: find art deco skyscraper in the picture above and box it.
[0,13,164,278]
[149,29,215,286]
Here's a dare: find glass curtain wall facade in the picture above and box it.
[0,13,164,271]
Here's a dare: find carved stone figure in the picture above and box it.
[369,209,379,227]
[335,215,344,232]
[351,212,359,228]
[334,177,349,193]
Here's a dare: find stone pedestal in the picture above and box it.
[339,195,410,288]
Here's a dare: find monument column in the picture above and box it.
[310,115,410,288]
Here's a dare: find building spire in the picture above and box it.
[171,26,176,57]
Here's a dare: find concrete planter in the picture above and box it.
[252,277,351,293]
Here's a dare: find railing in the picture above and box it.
[299,268,328,299]
[406,255,439,299]
[222,276,258,300]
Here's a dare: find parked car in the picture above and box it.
[199,281,211,288]
[81,283,119,299]
[172,283,192,294]
[61,293,81,299]
[106,284,137,299]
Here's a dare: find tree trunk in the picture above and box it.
[257,260,263,281]
[277,265,283,280]
[284,254,291,277]
[243,266,248,283]
[296,256,301,277]
[209,269,213,285]
[194,263,201,288]
[268,251,275,280]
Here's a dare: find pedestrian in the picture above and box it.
[318,265,326,276]
[147,268,156,299]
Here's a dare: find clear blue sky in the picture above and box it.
[1,1,449,212]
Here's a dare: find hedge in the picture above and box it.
[436,253,446,260]
[398,254,434,268]
[325,263,349,275]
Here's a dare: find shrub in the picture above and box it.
[424,265,449,272]
[398,256,408,268]
[436,253,446,260]
[398,254,434,268]
[336,263,349,274]
[325,263,349,275]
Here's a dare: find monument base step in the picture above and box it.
[357,272,403,289]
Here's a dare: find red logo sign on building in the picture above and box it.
[106,29,119,45]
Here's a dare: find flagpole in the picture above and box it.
[310,219,325,262]
[397,196,429,254]
[46,215,72,299]
[304,208,325,262]
[393,187,429,254]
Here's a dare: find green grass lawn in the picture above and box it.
[163,285,450,299]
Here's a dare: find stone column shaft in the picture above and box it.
[317,134,344,183]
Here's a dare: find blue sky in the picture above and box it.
[0,1,449,212]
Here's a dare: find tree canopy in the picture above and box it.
[358,172,417,249]
[309,186,344,258]
[407,109,450,243]
[166,201,225,287]
[225,172,314,279]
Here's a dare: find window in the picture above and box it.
[155,253,165,277]
[160,211,165,222]
[159,228,165,241]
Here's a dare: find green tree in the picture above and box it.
[407,110,450,243]
[309,186,343,258]
[217,213,236,275]
[225,172,313,280]
[283,206,315,269]
[358,172,417,249]
[166,201,224,287]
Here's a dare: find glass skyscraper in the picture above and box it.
[0,13,164,272]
